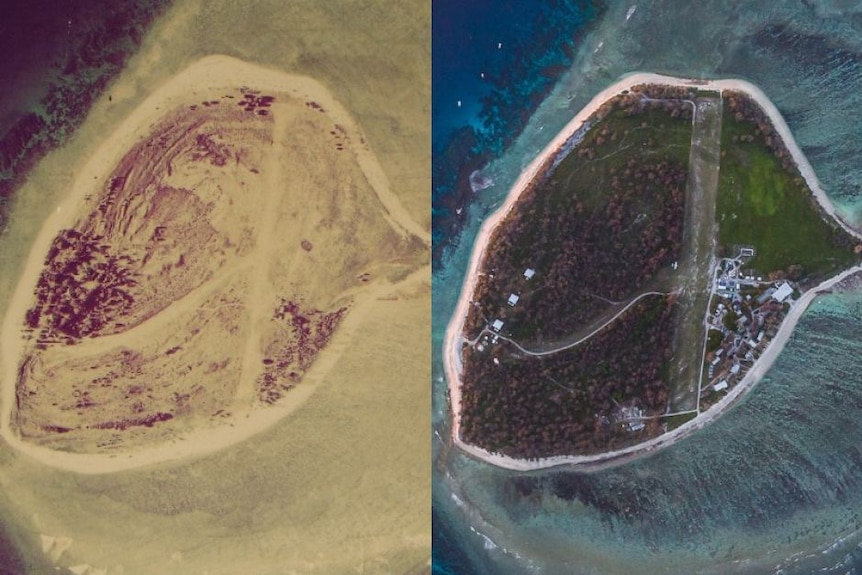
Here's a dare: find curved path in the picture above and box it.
[497,290,674,357]
[444,72,862,472]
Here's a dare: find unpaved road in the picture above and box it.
[669,95,723,412]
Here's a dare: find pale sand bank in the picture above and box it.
[0,55,428,474]
[445,72,862,472]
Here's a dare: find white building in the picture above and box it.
[507,293,520,306]
[730,363,741,375]
[714,380,728,392]
[772,282,793,303]
[523,268,536,280]
[491,319,504,332]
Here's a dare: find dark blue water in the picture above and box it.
[432,1,540,148]
[433,506,482,575]
[431,0,602,265]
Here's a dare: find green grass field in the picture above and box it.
[717,103,858,278]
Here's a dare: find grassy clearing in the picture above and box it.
[663,411,697,430]
[717,103,858,278]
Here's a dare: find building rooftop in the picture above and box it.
[773,282,793,303]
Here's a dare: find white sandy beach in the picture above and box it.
[444,72,862,472]
[0,55,428,474]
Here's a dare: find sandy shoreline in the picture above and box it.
[444,72,862,472]
[0,55,427,474]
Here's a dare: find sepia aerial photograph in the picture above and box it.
[0,1,430,573]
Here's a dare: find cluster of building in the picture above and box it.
[472,267,536,353]
[616,405,646,432]
[703,247,796,400]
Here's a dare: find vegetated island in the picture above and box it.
[445,73,862,471]
[0,56,428,473]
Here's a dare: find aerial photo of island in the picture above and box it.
[0,1,429,573]
[433,2,862,574]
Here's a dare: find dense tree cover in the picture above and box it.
[464,93,690,343]
[460,295,675,459]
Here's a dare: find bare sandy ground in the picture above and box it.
[0,2,430,573]
[445,72,862,472]
[0,55,427,474]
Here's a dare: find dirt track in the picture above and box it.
[669,95,723,412]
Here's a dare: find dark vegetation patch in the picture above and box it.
[464,92,691,344]
[257,300,348,404]
[460,294,675,459]
[25,229,138,344]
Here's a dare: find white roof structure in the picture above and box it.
[773,282,793,303]
[628,421,645,432]
[714,380,728,391]
[730,364,741,374]
[491,319,504,332]
[523,268,536,280]
[507,293,520,306]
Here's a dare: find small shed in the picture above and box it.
[507,293,520,306]
[523,268,536,280]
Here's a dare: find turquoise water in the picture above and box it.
[433,1,862,573]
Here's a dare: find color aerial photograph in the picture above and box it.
[0,0,429,573]
[433,1,862,574]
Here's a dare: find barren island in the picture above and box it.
[446,74,862,470]
[0,56,426,471]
